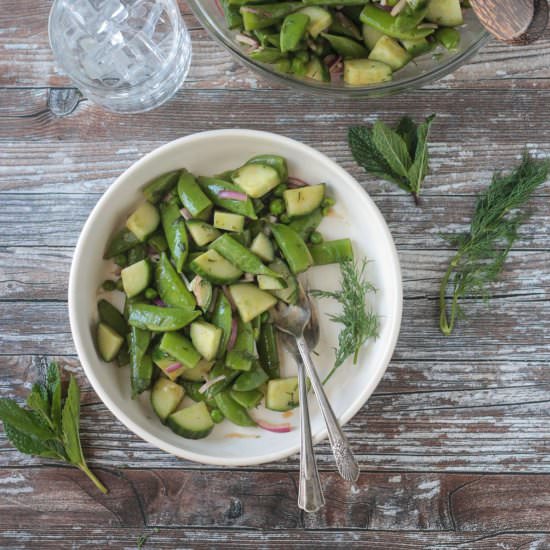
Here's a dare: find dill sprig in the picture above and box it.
[311,259,379,382]
[440,152,549,336]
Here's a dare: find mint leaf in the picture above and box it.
[348,127,411,193]
[0,399,54,440]
[47,363,63,435]
[396,116,418,157]
[408,114,436,198]
[62,376,84,466]
[348,115,436,204]
[0,364,108,494]
[3,422,62,459]
[372,121,412,179]
[27,384,52,428]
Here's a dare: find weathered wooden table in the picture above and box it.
[1,2,550,548]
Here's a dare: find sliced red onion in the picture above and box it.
[330,70,343,83]
[222,285,236,312]
[218,189,248,201]
[255,419,292,433]
[153,298,166,307]
[287,176,309,188]
[180,207,192,220]
[208,288,219,313]
[227,317,238,351]
[214,0,223,15]
[323,54,337,67]
[165,363,182,373]
[198,375,226,394]
[236,33,260,48]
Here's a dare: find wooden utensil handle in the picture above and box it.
[470,0,548,45]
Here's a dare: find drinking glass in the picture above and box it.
[49,0,191,113]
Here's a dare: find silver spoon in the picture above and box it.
[278,288,324,512]
[272,282,360,483]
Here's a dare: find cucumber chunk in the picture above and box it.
[250,232,275,263]
[186,220,221,247]
[167,401,214,439]
[369,35,411,71]
[152,348,187,380]
[121,259,152,298]
[401,37,434,57]
[362,23,384,50]
[229,283,278,323]
[298,6,332,38]
[344,58,392,85]
[283,184,325,218]
[151,377,185,423]
[126,201,160,242]
[190,249,243,284]
[179,359,214,382]
[97,322,124,362]
[190,320,223,361]
[266,377,299,411]
[425,0,463,27]
[304,56,330,82]
[257,274,286,290]
[232,164,280,198]
[213,211,246,232]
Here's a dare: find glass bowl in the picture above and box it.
[187,1,489,96]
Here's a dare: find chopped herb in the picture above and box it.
[312,259,379,382]
[0,362,108,494]
[440,152,550,335]
[348,115,436,205]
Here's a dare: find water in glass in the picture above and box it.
[49,0,191,113]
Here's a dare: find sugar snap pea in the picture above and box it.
[156,252,196,309]
[143,171,179,204]
[104,228,140,259]
[257,322,280,379]
[197,176,257,219]
[280,13,310,53]
[232,363,269,392]
[214,391,256,427]
[128,304,200,332]
[177,170,213,218]
[160,199,189,272]
[129,327,153,397]
[98,299,127,337]
[309,238,354,265]
[270,223,314,273]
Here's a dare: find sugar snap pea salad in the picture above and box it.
[95,154,354,439]
[222,0,468,85]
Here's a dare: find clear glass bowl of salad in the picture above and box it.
[187,0,489,96]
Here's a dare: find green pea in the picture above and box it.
[210,409,225,423]
[144,288,158,300]
[322,196,335,208]
[269,198,285,216]
[114,254,128,267]
[273,183,287,197]
[309,231,323,245]
[101,279,117,291]
[279,213,291,224]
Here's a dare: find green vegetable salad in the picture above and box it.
[222,0,468,85]
[96,154,353,439]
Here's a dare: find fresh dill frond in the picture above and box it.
[439,152,549,335]
[312,259,379,382]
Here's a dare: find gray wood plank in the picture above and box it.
[1,528,548,549]
[1,468,549,532]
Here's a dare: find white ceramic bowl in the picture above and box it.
[69,129,402,466]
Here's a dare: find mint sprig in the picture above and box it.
[0,363,107,494]
[349,115,436,205]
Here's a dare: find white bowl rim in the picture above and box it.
[69,129,403,466]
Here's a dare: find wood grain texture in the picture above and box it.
[471,0,549,45]
[1,0,550,545]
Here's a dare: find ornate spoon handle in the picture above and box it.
[296,335,360,482]
[297,359,325,512]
